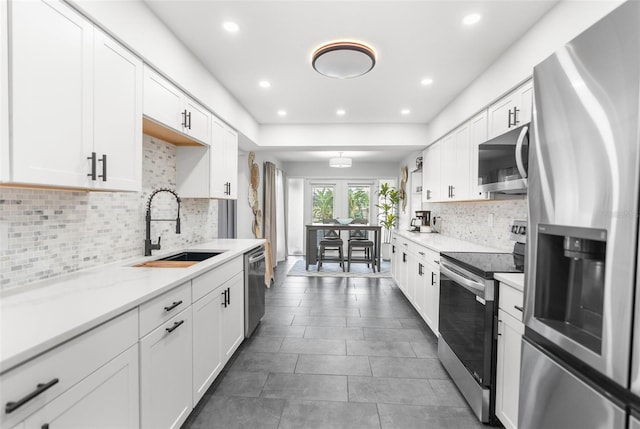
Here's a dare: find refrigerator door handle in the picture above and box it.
[515,125,528,181]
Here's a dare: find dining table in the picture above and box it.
[305,224,382,271]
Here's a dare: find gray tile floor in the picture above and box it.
[183,258,484,429]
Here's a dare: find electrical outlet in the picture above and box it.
[0,221,8,252]
[487,213,494,227]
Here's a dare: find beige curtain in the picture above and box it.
[264,162,277,268]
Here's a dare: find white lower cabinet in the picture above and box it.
[423,257,440,336]
[23,345,139,429]
[391,232,440,337]
[140,307,193,429]
[192,288,223,406]
[0,310,139,429]
[221,273,245,361]
[496,283,525,429]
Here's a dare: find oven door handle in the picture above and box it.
[440,261,486,298]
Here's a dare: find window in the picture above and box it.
[348,185,371,221]
[311,185,335,223]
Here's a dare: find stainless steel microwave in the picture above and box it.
[478,124,529,194]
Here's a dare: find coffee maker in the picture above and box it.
[414,210,432,233]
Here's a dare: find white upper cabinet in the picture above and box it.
[92,29,143,192]
[143,66,211,146]
[8,0,93,189]
[488,79,533,139]
[422,141,441,203]
[468,110,489,200]
[176,116,238,199]
[211,117,238,199]
[3,0,142,191]
[439,121,471,202]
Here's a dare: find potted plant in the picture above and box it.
[376,182,400,259]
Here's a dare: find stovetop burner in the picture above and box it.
[441,251,524,279]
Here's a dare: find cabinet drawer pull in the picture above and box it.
[164,300,182,311]
[165,320,184,334]
[5,378,59,414]
[164,300,183,312]
[514,305,523,312]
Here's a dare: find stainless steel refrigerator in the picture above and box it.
[521,1,640,428]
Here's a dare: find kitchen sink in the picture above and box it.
[133,251,224,268]
[156,251,223,262]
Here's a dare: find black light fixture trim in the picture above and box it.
[312,41,376,79]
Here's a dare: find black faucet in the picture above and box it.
[145,188,181,256]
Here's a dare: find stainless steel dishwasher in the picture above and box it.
[244,245,266,337]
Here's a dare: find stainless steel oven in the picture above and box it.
[438,223,525,425]
[439,258,497,424]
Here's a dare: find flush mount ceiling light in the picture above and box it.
[329,152,352,168]
[312,41,376,79]
[421,77,434,86]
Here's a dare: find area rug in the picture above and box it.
[287,259,392,278]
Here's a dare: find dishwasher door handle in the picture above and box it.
[249,251,265,264]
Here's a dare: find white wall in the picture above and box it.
[426,0,623,144]
[260,123,428,149]
[70,0,259,143]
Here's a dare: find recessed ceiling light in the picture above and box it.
[421,78,434,86]
[277,110,287,116]
[463,13,482,26]
[259,80,271,88]
[223,21,239,33]
[336,109,346,116]
[401,109,411,115]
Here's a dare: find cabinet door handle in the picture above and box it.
[164,300,183,312]
[41,424,50,429]
[514,305,523,312]
[87,152,97,180]
[226,287,230,305]
[402,253,407,263]
[451,186,455,198]
[222,290,228,308]
[5,378,59,414]
[181,110,188,128]
[426,189,431,200]
[187,111,192,129]
[508,109,513,128]
[418,263,423,276]
[392,245,395,254]
[431,272,435,286]
[228,182,231,195]
[513,106,520,126]
[165,320,184,334]
[98,154,107,181]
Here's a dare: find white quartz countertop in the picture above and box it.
[393,230,503,253]
[0,239,265,373]
[494,273,525,292]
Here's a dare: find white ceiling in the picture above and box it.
[143,0,560,162]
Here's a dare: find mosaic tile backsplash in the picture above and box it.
[423,198,528,251]
[0,135,218,290]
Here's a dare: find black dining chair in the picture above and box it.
[347,218,375,271]
[318,219,345,271]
